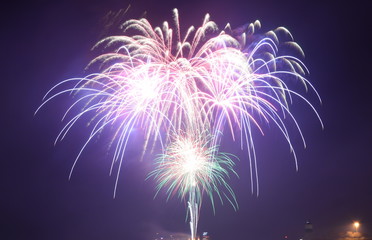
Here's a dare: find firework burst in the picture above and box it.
[38,8,322,239]
[149,131,237,208]
[149,131,237,239]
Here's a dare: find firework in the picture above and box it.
[149,131,237,239]
[38,8,322,239]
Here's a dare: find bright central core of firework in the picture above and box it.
[179,142,205,174]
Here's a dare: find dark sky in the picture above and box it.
[2,0,371,240]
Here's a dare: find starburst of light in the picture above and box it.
[149,131,238,211]
[38,8,322,240]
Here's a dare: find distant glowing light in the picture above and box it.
[354,221,360,232]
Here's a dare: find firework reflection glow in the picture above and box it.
[38,8,322,240]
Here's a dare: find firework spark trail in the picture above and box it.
[38,8,322,239]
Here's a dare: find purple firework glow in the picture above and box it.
[38,8,322,240]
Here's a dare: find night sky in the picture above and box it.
[2,0,371,240]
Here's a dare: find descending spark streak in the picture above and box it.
[38,7,322,239]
